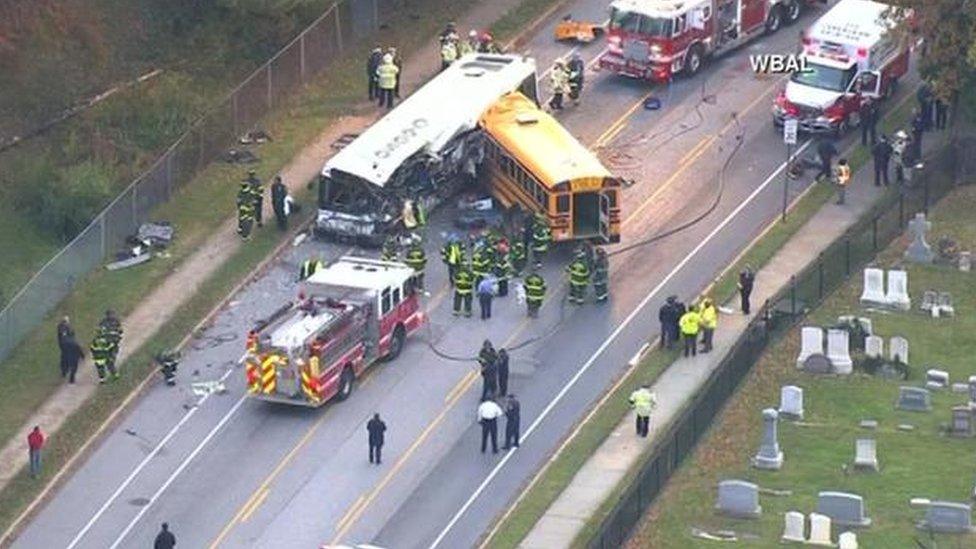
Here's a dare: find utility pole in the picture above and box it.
[782,117,798,222]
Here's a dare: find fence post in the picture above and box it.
[300,34,306,84]
[817,253,824,300]
[790,275,796,315]
[844,238,851,277]
[871,216,878,251]
[335,7,344,52]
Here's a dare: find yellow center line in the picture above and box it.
[238,488,269,523]
[592,91,656,149]
[445,370,478,404]
[678,134,717,166]
[334,495,366,533]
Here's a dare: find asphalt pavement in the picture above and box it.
[9,1,886,548]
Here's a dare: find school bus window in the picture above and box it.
[607,189,617,208]
[556,194,570,213]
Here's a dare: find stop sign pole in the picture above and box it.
[782,118,798,221]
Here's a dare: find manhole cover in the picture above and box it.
[128,497,150,506]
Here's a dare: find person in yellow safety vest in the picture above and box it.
[376,53,399,109]
[441,239,463,287]
[402,199,418,230]
[834,157,851,205]
[236,181,255,240]
[470,247,490,286]
[566,257,590,305]
[453,266,474,317]
[628,384,657,438]
[458,30,477,56]
[523,271,546,317]
[679,305,701,358]
[299,257,324,281]
[405,244,427,290]
[531,215,551,268]
[548,60,570,111]
[380,237,398,262]
[440,40,458,71]
[698,297,718,353]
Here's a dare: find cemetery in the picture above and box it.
[630,187,976,546]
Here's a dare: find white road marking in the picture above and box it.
[428,138,814,549]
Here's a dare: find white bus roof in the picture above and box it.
[807,0,897,49]
[307,256,415,290]
[322,54,537,188]
[609,0,697,17]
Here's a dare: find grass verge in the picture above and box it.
[483,86,920,549]
[631,183,976,548]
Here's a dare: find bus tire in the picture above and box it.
[384,325,406,361]
[784,0,802,24]
[337,366,354,401]
[684,45,704,77]
[765,5,783,34]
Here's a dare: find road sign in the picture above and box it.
[783,118,798,145]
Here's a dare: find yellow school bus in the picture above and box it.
[478,92,622,243]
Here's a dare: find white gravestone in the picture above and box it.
[796,327,824,368]
[854,439,879,471]
[827,329,853,375]
[905,213,935,263]
[937,292,954,316]
[779,385,804,420]
[808,513,833,545]
[889,336,909,365]
[839,531,859,549]
[920,290,938,312]
[969,376,976,406]
[926,369,949,389]
[752,408,784,470]
[885,270,911,310]
[782,511,806,542]
[860,268,886,307]
[959,251,972,272]
[864,336,884,359]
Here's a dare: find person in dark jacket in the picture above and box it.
[658,297,678,349]
[496,349,510,397]
[503,395,521,449]
[859,99,878,146]
[271,176,287,230]
[367,46,383,100]
[480,353,498,401]
[872,135,893,187]
[816,138,838,182]
[934,96,949,130]
[367,413,387,464]
[60,336,85,384]
[737,266,755,315]
[154,523,176,549]
[57,316,74,348]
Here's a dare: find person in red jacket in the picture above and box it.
[27,426,44,478]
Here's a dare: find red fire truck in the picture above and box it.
[598,0,816,81]
[244,257,424,406]
[772,0,910,135]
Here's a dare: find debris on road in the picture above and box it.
[554,15,604,43]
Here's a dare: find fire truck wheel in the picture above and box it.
[384,325,406,361]
[764,6,783,34]
[685,45,703,77]
[337,367,355,401]
[784,1,802,24]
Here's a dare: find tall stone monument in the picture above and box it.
[905,212,935,263]
[752,408,784,470]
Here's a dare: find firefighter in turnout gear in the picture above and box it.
[453,266,474,317]
[236,181,256,240]
[441,239,463,287]
[90,333,116,383]
[299,257,324,281]
[531,215,551,268]
[592,247,609,302]
[98,310,123,378]
[493,249,511,297]
[471,247,490,286]
[509,240,527,276]
[405,244,427,290]
[567,257,590,305]
[246,170,264,228]
[524,271,546,317]
[380,237,399,262]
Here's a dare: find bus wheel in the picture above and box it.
[685,45,703,77]
[784,0,802,24]
[337,367,354,401]
[765,6,783,34]
[384,325,406,361]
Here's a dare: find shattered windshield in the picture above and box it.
[791,62,856,92]
[319,174,378,214]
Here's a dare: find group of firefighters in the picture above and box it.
[237,170,293,240]
[89,310,124,383]
[438,22,500,70]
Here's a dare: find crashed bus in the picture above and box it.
[316,54,539,245]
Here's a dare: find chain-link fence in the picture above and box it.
[588,138,970,549]
[0,0,410,362]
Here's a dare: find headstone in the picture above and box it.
[838,531,859,549]
[752,408,784,470]
[889,336,909,365]
[818,491,872,527]
[950,407,974,437]
[937,292,955,316]
[808,512,833,545]
[864,336,884,359]
[797,327,824,368]
[853,439,879,471]
[898,423,916,431]
[716,480,762,518]
[905,212,935,263]
[860,268,886,307]
[782,511,806,542]
[779,385,804,419]
[896,387,931,412]
[885,270,911,310]
[969,375,976,405]
[803,354,833,375]
[952,383,969,393]
[960,251,972,272]
[910,498,932,508]
[920,290,938,312]
[919,501,975,534]
[827,329,853,375]
[859,419,878,429]
[926,369,949,389]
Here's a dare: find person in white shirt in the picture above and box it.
[477,398,504,454]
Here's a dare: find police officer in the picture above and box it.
[502,394,520,449]
[737,267,755,315]
[872,134,892,187]
[509,239,527,276]
[376,53,399,109]
[387,47,403,99]
[628,384,656,438]
[679,305,701,358]
[442,238,463,287]
[859,98,878,146]
[246,170,264,228]
[367,46,383,101]
[453,265,474,317]
[380,237,399,262]
[592,247,609,302]
[567,256,590,305]
[816,137,838,183]
[471,246,490,286]
[478,397,504,454]
[299,257,324,281]
[405,244,427,290]
[271,175,288,230]
[698,298,718,353]
[524,271,546,318]
[439,22,459,46]
[531,215,551,268]
[567,52,584,105]
[236,181,256,240]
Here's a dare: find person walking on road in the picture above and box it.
[154,522,176,549]
[679,305,701,358]
[453,265,474,317]
[872,135,892,187]
[628,384,656,438]
[376,53,399,109]
[698,298,718,353]
[816,137,838,183]
[503,394,521,449]
[27,426,44,478]
[477,275,495,320]
[496,349,510,397]
[859,98,878,146]
[271,175,288,230]
[834,158,851,205]
[738,267,755,315]
[478,398,504,454]
[60,335,84,384]
[367,413,387,465]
